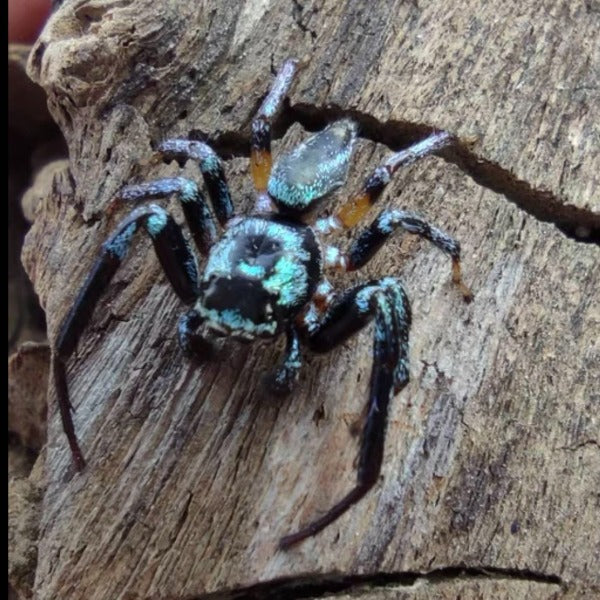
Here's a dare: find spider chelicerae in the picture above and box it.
[53,58,473,549]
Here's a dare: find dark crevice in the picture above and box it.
[555,439,600,452]
[291,0,318,41]
[187,566,564,600]
[193,102,599,246]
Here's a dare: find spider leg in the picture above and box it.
[251,58,298,193]
[264,325,302,396]
[325,209,473,302]
[178,309,213,361]
[315,130,455,234]
[157,140,234,225]
[280,278,410,549]
[118,177,218,256]
[54,204,200,470]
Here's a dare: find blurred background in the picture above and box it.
[8,5,66,597]
[8,0,58,352]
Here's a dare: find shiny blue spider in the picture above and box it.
[53,58,472,549]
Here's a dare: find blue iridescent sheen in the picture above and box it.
[198,305,278,337]
[263,255,309,306]
[268,120,357,213]
[198,215,320,339]
[259,59,298,119]
[146,211,168,237]
[53,58,471,552]
[105,222,137,259]
[348,209,461,271]
[379,278,411,391]
[266,326,302,395]
[157,139,234,224]
[119,177,218,255]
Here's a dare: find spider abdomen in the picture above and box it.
[197,215,321,339]
[268,119,357,215]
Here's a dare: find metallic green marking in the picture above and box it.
[146,211,168,237]
[268,120,357,211]
[238,262,267,279]
[198,305,277,337]
[263,255,308,307]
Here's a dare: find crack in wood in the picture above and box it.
[554,439,600,452]
[188,566,565,600]
[185,103,599,246]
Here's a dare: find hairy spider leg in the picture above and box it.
[157,140,234,226]
[316,130,472,299]
[264,325,303,395]
[118,177,218,256]
[315,130,455,234]
[251,58,298,193]
[177,308,214,359]
[54,204,201,470]
[280,277,411,549]
[324,209,473,302]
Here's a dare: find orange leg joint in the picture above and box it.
[251,148,272,192]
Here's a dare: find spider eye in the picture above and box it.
[244,234,281,258]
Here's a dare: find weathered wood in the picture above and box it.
[8,342,49,454]
[8,43,58,354]
[22,0,598,598]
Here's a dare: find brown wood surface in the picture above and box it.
[22,0,598,598]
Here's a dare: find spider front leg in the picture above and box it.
[264,325,302,396]
[54,204,200,470]
[280,278,410,549]
[177,309,213,361]
[317,130,456,233]
[315,129,473,299]
[251,58,298,195]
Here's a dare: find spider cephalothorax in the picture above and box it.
[53,58,472,549]
[198,215,322,340]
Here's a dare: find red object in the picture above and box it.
[8,0,52,44]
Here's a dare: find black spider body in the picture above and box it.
[53,59,472,550]
[198,215,322,340]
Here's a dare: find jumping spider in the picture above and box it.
[53,58,473,549]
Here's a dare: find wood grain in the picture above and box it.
[22,0,598,598]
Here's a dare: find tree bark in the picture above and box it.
[22,0,599,598]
